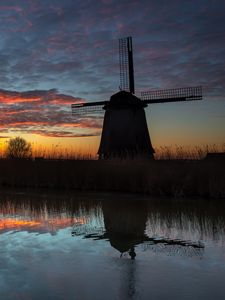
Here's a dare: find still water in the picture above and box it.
[0,190,225,300]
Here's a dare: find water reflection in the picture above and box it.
[1,191,224,251]
[0,191,99,235]
[1,191,225,299]
[73,199,204,259]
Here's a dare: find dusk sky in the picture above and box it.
[0,0,224,155]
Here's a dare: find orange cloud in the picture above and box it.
[5,109,42,115]
[30,130,100,138]
[0,96,41,104]
[0,89,83,105]
[10,121,49,126]
[51,99,85,105]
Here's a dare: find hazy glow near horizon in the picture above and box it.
[0,0,224,154]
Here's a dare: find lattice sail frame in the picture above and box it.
[71,101,108,115]
[119,37,135,94]
[71,86,202,115]
[71,37,203,115]
[141,86,202,104]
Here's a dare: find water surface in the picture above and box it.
[0,190,225,300]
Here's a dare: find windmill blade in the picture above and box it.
[141,86,202,104]
[144,236,204,249]
[142,238,204,258]
[71,101,108,115]
[119,37,135,94]
[71,222,204,258]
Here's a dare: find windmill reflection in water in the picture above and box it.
[71,199,204,260]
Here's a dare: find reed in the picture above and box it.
[154,144,225,160]
[0,144,97,160]
[0,154,224,198]
[1,142,224,198]
[1,143,224,160]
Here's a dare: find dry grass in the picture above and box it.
[1,143,224,160]
[0,144,97,160]
[154,144,225,160]
[0,143,224,198]
[0,156,224,198]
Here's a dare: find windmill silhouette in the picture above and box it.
[72,37,202,159]
[71,199,204,258]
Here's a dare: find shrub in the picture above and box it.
[6,137,32,159]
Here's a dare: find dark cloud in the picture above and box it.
[0,0,224,97]
[0,0,224,144]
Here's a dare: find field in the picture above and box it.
[0,154,224,198]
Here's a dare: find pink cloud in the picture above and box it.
[0,6,23,12]
[0,88,102,138]
[0,89,83,105]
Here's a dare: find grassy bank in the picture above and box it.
[0,157,224,198]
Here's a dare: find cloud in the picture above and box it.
[0,135,10,139]
[0,88,103,138]
[0,88,84,104]
[0,0,224,148]
[30,130,99,138]
[1,0,224,99]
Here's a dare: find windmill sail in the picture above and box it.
[119,37,135,94]
[141,86,202,104]
[71,86,202,115]
[71,37,203,160]
[72,222,204,258]
[71,101,108,115]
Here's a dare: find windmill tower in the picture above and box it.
[72,37,202,159]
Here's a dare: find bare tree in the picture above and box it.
[6,137,32,159]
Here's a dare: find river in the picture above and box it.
[0,190,225,299]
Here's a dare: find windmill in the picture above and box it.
[72,37,202,159]
[72,199,204,258]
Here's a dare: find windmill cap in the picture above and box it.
[107,91,146,108]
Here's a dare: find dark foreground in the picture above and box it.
[0,157,224,198]
[0,190,225,300]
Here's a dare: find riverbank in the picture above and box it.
[0,157,224,198]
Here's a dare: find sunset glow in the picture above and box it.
[0,0,224,155]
